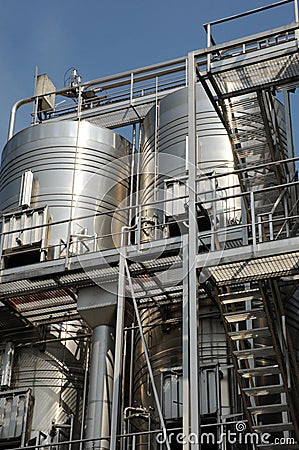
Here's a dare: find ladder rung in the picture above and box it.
[247,403,289,415]
[253,423,294,433]
[238,365,280,378]
[243,384,285,396]
[224,308,265,323]
[228,327,271,340]
[233,346,275,360]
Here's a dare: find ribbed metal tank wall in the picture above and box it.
[139,83,241,237]
[133,300,233,438]
[11,323,87,445]
[0,120,130,258]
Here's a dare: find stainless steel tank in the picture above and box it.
[132,299,233,444]
[139,83,241,242]
[0,121,130,263]
[10,322,87,446]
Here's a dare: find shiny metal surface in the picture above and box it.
[139,83,241,240]
[0,121,130,256]
[11,325,86,444]
[133,300,232,428]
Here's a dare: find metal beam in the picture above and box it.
[187,51,200,448]
[110,243,127,450]
[182,234,190,449]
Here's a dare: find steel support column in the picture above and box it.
[187,51,200,448]
[110,242,127,450]
[182,234,190,449]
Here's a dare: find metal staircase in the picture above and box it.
[214,281,299,449]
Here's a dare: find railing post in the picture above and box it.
[250,191,257,251]
[269,213,274,241]
[130,73,134,103]
[207,23,211,72]
[284,196,290,237]
[258,216,263,243]
[77,86,82,120]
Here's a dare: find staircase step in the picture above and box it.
[233,346,275,360]
[253,423,294,433]
[243,384,285,396]
[228,327,271,341]
[238,365,280,378]
[248,403,289,415]
[224,308,265,323]
[219,289,261,305]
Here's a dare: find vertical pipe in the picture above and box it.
[120,329,128,450]
[129,324,135,407]
[110,233,127,450]
[182,234,190,450]
[187,51,200,448]
[86,325,114,450]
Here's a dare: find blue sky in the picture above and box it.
[0,0,298,150]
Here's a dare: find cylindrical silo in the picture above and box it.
[0,120,130,265]
[10,321,88,447]
[138,83,241,242]
[132,299,234,447]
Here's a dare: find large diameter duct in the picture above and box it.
[0,121,130,264]
[77,285,118,450]
[86,325,114,450]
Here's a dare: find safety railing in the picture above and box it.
[5,416,249,450]
[0,156,298,271]
[8,59,187,139]
[204,0,299,50]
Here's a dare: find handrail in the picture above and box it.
[204,0,297,48]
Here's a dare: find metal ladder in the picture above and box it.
[213,281,299,449]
